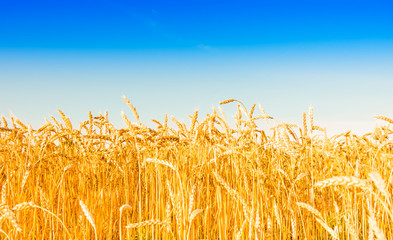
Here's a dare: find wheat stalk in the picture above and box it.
[0,228,10,239]
[119,204,132,240]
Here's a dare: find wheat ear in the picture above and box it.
[273,201,281,227]
[296,202,338,239]
[188,183,197,219]
[212,171,252,224]
[187,209,203,240]
[15,118,27,129]
[58,110,73,129]
[80,200,97,240]
[367,198,387,240]
[1,181,7,205]
[145,158,184,204]
[12,201,34,212]
[315,218,339,240]
[296,202,324,221]
[290,210,297,240]
[1,205,22,232]
[235,219,247,240]
[303,112,308,136]
[309,106,314,133]
[1,116,7,128]
[145,158,178,172]
[369,172,390,202]
[219,99,236,105]
[122,96,140,122]
[374,115,393,125]
[125,219,168,229]
[314,176,372,192]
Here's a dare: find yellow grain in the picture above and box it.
[122,96,140,122]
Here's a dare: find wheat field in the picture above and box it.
[0,97,392,239]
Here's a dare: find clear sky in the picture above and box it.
[1,0,393,135]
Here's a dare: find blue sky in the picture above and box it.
[1,0,393,135]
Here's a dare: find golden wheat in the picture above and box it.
[0,98,393,239]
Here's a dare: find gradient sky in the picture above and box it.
[1,0,393,135]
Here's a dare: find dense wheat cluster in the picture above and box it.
[1,97,393,239]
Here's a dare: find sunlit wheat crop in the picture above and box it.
[0,97,393,239]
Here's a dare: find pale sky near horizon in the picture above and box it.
[1,0,393,136]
